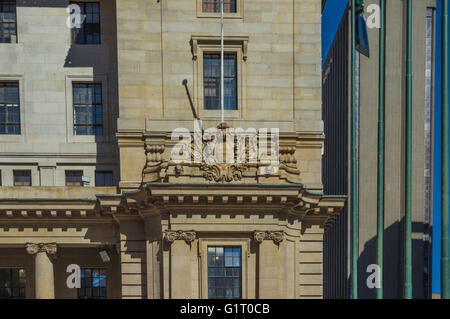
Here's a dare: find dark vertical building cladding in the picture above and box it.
[322,8,349,299]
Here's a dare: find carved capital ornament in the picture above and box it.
[253,231,284,244]
[26,243,58,256]
[165,230,196,244]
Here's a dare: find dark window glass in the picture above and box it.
[203,54,237,110]
[78,268,107,299]
[0,82,20,135]
[207,247,241,299]
[13,170,31,186]
[0,269,26,299]
[0,0,17,43]
[203,0,236,13]
[73,83,103,136]
[71,2,100,44]
[65,170,83,186]
[95,171,113,186]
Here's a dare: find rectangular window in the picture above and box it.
[0,0,17,43]
[95,171,113,186]
[0,268,26,299]
[65,170,83,186]
[202,0,236,13]
[207,247,241,299]
[0,82,20,135]
[13,170,31,186]
[73,83,103,136]
[71,2,100,44]
[203,53,237,110]
[78,268,107,299]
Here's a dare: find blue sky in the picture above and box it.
[321,0,447,296]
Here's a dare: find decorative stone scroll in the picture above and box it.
[253,231,284,244]
[143,144,165,183]
[26,243,58,256]
[165,230,197,244]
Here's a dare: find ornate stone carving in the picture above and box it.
[143,144,165,182]
[200,163,249,182]
[253,231,284,244]
[279,146,300,175]
[165,230,196,244]
[26,243,57,256]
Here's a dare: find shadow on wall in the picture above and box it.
[16,0,121,187]
[355,220,429,299]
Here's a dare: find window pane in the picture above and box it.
[73,83,103,136]
[207,246,241,299]
[95,171,113,186]
[203,54,237,110]
[202,0,236,13]
[66,170,83,186]
[0,269,26,299]
[78,268,107,299]
[0,0,17,43]
[0,82,20,135]
[70,2,101,44]
[13,170,31,186]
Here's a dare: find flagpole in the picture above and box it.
[220,0,224,123]
[351,0,359,299]
[376,0,386,299]
[404,0,413,299]
[441,0,450,300]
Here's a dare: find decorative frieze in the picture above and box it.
[165,230,196,244]
[254,231,284,244]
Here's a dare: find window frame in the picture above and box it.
[70,1,101,45]
[72,82,103,137]
[199,239,250,299]
[0,81,20,135]
[197,0,243,19]
[0,0,17,44]
[203,53,238,111]
[95,170,113,187]
[207,246,242,299]
[66,75,109,143]
[191,36,248,120]
[65,170,84,187]
[0,268,26,299]
[13,170,31,187]
[77,268,107,299]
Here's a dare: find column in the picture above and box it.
[165,230,196,299]
[26,243,57,299]
[254,231,285,299]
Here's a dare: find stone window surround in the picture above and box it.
[191,35,248,120]
[196,0,243,19]
[0,165,38,187]
[65,74,110,144]
[198,238,250,299]
[0,74,25,143]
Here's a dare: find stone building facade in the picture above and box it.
[0,0,345,299]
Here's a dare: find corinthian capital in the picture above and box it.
[253,231,284,244]
[26,243,58,256]
[165,230,196,244]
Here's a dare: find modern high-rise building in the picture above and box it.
[0,0,346,299]
[322,0,437,299]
